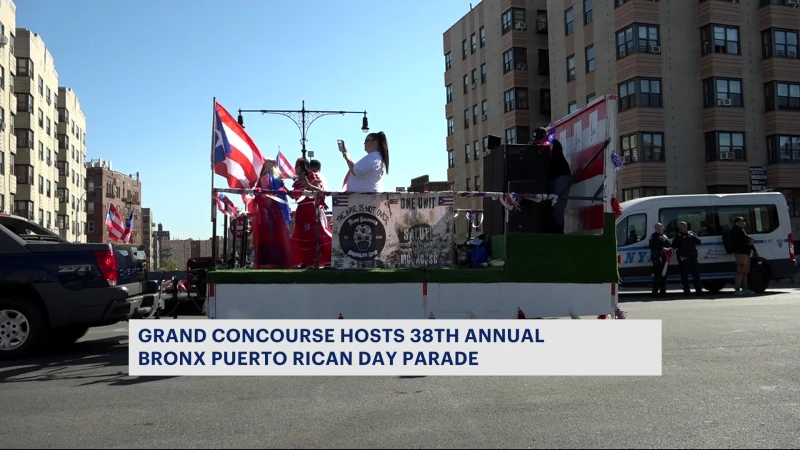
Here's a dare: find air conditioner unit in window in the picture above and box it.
[650,46,661,54]
[516,63,528,70]
[717,98,732,106]
[515,22,527,31]
[720,151,735,160]
[0,36,8,47]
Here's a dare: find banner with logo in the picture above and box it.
[331,193,455,269]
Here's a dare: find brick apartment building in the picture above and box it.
[545,0,799,232]
[85,158,143,243]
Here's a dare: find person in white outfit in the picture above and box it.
[341,131,389,193]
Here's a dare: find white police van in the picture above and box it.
[616,192,797,293]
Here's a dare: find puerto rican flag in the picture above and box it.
[121,210,135,243]
[215,193,239,217]
[276,151,296,179]
[547,96,616,234]
[213,101,264,201]
[106,203,126,242]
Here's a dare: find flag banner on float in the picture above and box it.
[331,193,455,269]
[128,319,663,377]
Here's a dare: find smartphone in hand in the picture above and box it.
[337,139,346,153]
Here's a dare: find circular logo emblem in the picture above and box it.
[338,213,387,261]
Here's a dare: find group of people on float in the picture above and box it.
[248,131,390,269]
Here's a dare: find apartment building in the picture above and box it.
[443,0,552,239]
[56,87,87,242]
[12,28,60,230]
[0,0,16,215]
[546,0,800,233]
[85,158,143,244]
[142,207,154,267]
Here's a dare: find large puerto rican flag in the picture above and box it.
[213,101,264,199]
[547,96,617,235]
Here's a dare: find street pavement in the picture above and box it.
[1,288,799,449]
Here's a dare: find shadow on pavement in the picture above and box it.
[0,336,175,386]
[618,289,786,303]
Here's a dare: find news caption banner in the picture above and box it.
[130,320,662,377]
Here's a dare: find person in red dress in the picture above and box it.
[247,158,292,269]
[289,157,332,268]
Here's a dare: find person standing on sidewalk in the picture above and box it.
[649,223,672,298]
[671,221,703,297]
[730,216,756,295]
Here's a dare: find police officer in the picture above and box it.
[648,222,671,298]
[671,221,703,297]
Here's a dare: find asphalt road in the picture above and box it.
[1,289,799,449]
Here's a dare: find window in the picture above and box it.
[16,93,33,113]
[568,102,577,113]
[505,127,517,144]
[616,213,647,247]
[16,57,32,78]
[46,180,51,197]
[473,105,479,124]
[59,107,69,123]
[622,187,666,202]
[617,24,660,59]
[481,100,488,118]
[701,25,740,56]
[705,131,745,162]
[505,126,531,144]
[445,52,452,70]
[658,206,715,239]
[762,28,799,59]
[463,74,469,94]
[15,128,33,148]
[585,45,595,73]
[538,49,550,74]
[447,117,454,136]
[703,78,743,107]
[474,140,480,159]
[766,134,800,164]
[466,178,471,191]
[38,175,44,194]
[620,133,639,163]
[464,109,470,128]
[448,149,454,168]
[0,150,3,175]
[566,54,576,81]
[540,88,552,113]
[88,221,94,233]
[565,8,574,36]
[46,86,51,104]
[620,133,666,162]
[658,204,779,239]
[587,93,596,103]
[503,47,528,73]
[462,39,468,59]
[483,136,489,154]
[38,76,43,95]
[471,69,477,88]
[502,8,525,34]
[14,200,33,219]
[584,0,593,24]
[0,194,4,213]
[764,81,800,111]
[57,188,66,203]
[446,84,452,103]
[46,117,51,135]
[504,88,529,112]
[37,109,44,128]
[618,77,662,111]
[465,143,471,163]
[715,204,780,235]
[480,64,487,83]
[480,27,486,47]
[38,142,44,160]
[0,65,4,89]
[470,33,477,53]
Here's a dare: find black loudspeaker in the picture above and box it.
[482,144,554,235]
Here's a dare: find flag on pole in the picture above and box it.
[106,204,125,242]
[276,151,296,180]
[215,193,239,217]
[121,210,135,243]
[213,101,264,202]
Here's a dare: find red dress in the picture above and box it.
[248,174,292,269]
[290,172,332,268]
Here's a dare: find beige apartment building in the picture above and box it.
[12,28,60,230]
[546,0,800,232]
[56,87,87,242]
[0,0,16,215]
[443,0,552,238]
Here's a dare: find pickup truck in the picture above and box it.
[0,213,158,360]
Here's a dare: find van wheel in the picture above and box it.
[702,281,726,293]
[0,298,49,361]
[748,266,770,294]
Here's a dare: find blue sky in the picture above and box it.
[19,0,470,239]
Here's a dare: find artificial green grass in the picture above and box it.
[207,214,620,285]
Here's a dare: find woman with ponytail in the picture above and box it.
[341,131,389,193]
[289,157,332,268]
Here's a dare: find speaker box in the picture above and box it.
[507,179,552,233]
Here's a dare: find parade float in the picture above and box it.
[205,96,624,320]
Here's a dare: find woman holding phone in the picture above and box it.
[341,131,390,193]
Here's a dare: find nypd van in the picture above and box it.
[615,192,797,293]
